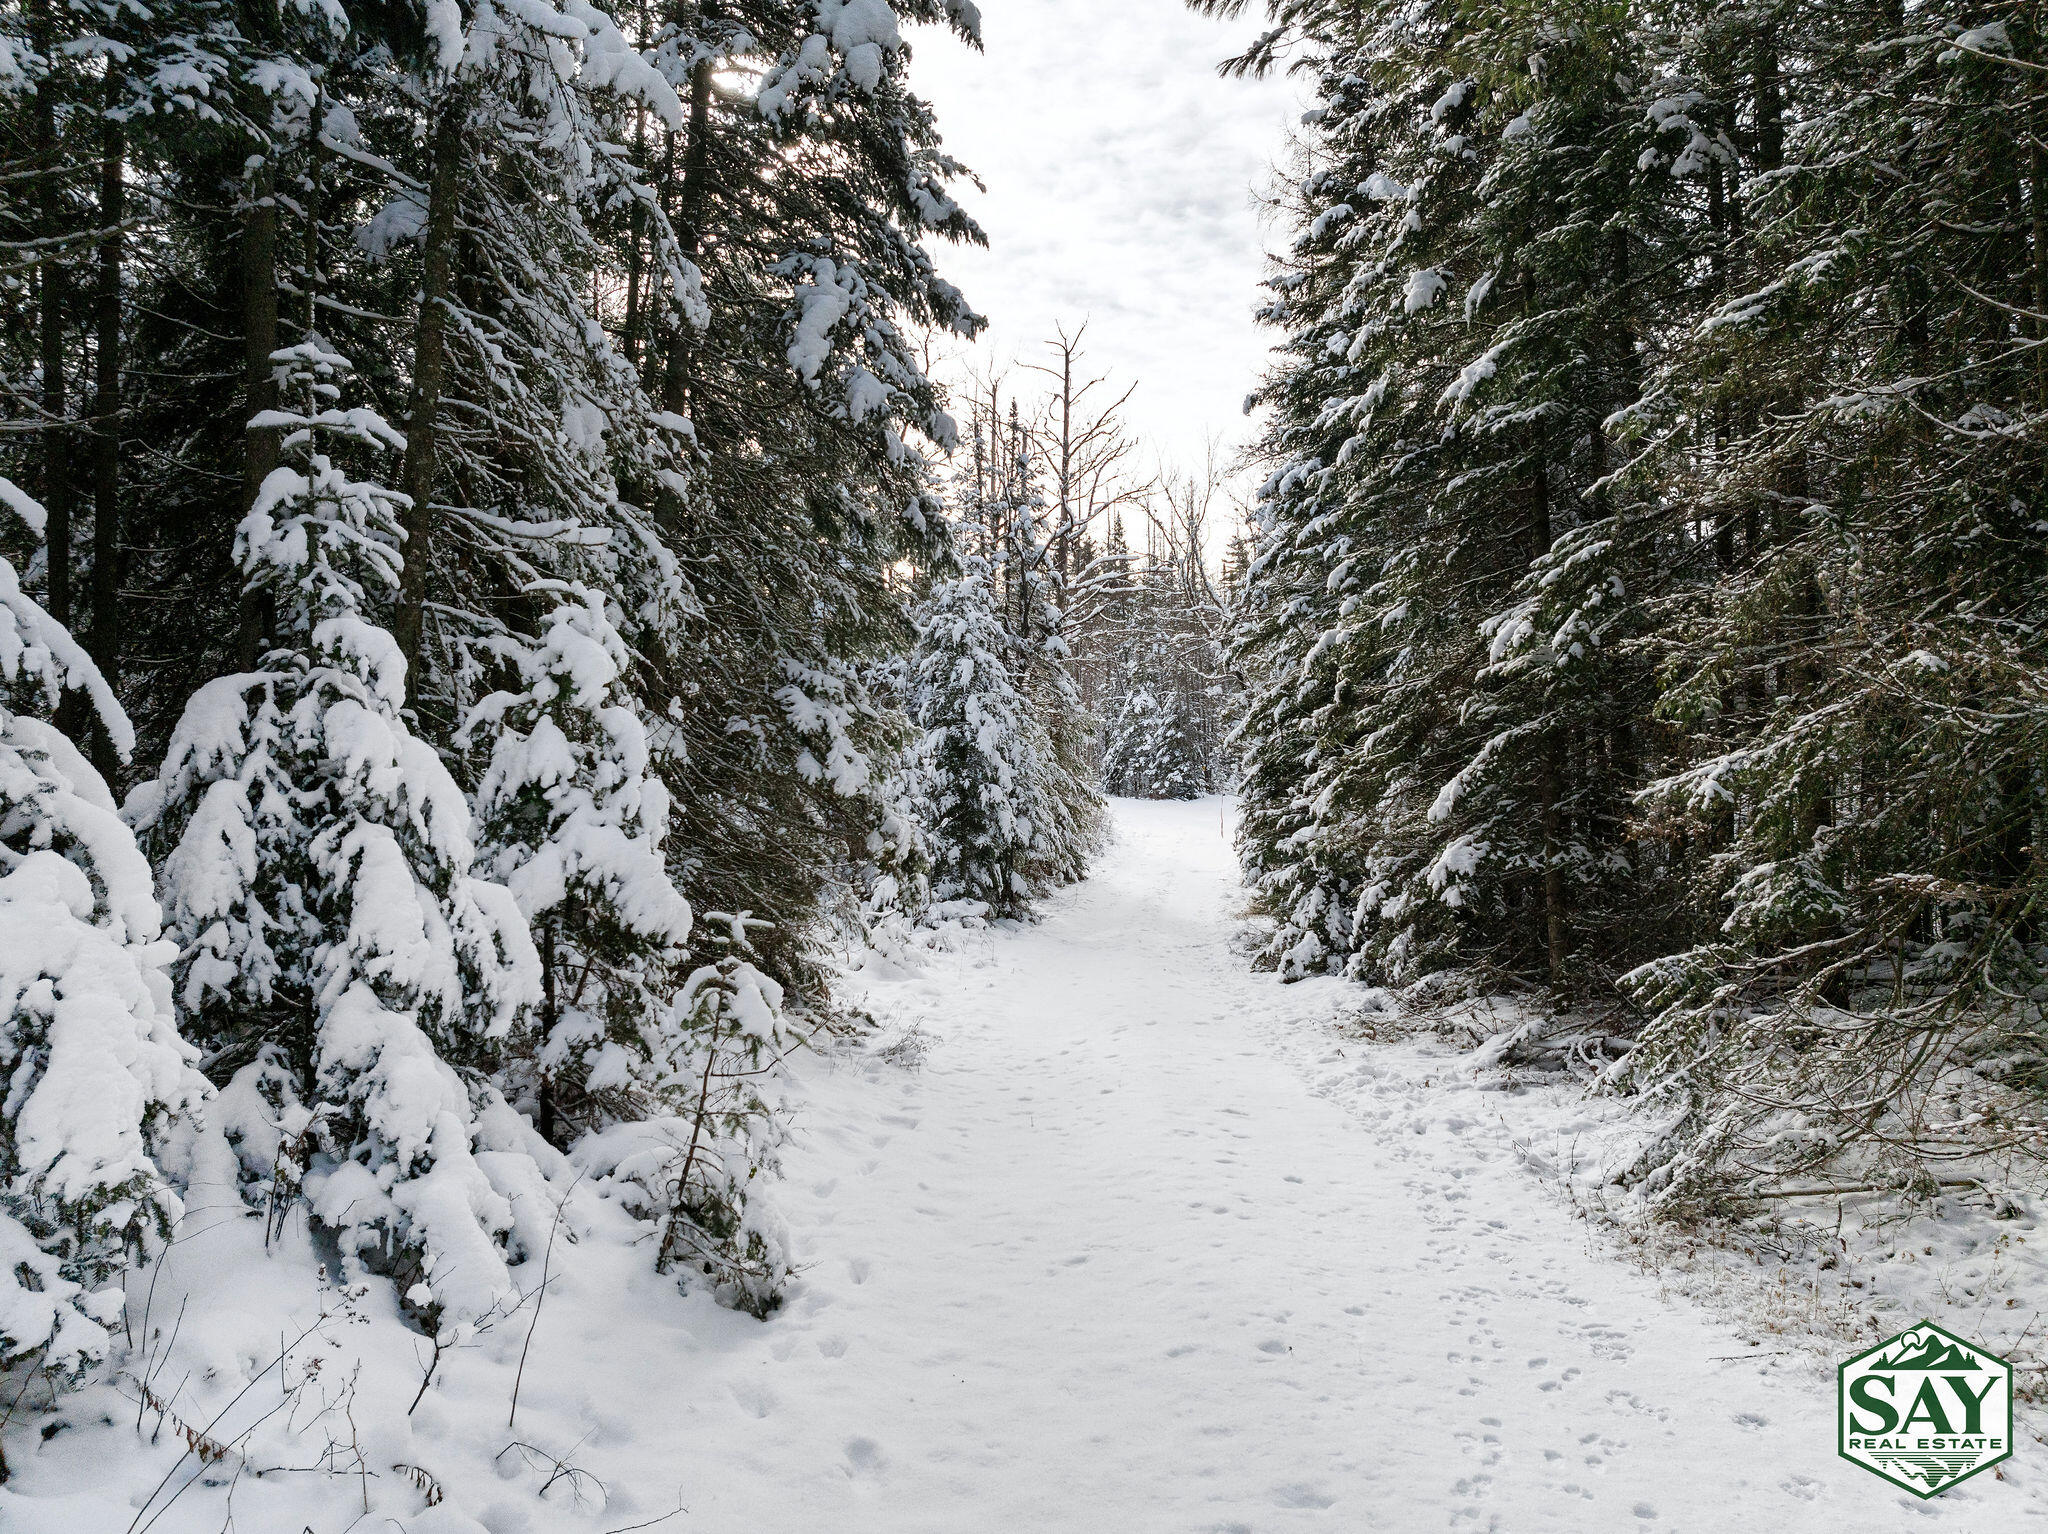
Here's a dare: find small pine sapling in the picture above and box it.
[463,582,694,1142]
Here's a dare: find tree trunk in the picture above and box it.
[87,90,124,780]
[623,105,648,369]
[1705,153,1728,297]
[32,0,70,629]
[1753,26,1784,174]
[1529,460,1568,987]
[395,97,467,678]
[237,154,281,665]
[659,54,715,429]
[2031,4,2048,409]
[538,920,560,1145]
[1519,304,1567,984]
[303,84,324,333]
[1056,348,1073,587]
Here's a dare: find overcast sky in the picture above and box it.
[910,2,1301,482]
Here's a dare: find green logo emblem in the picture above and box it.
[1839,1321,2012,1497]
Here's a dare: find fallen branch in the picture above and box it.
[1750,1178,1982,1200]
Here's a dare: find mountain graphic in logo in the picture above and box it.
[1839,1320,2013,1498]
[1869,1332,1984,1373]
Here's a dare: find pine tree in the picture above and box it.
[0,474,204,1385]
[623,0,991,991]
[132,340,542,1324]
[464,580,801,1311]
[1208,0,2048,1204]
[464,582,694,1143]
[1611,3,2048,1206]
[1103,623,1211,801]
[905,561,1049,919]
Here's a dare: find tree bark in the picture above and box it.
[2030,3,2048,408]
[1529,458,1568,987]
[1518,287,1567,985]
[32,0,71,629]
[304,85,324,334]
[87,87,124,779]
[395,96,467,677]
[659,54,715,430]
[237,154,280,665]
[1753,26,1784,174]
[538,919,560,1145]
[1539,746,1568,986]
[623,105,648,369]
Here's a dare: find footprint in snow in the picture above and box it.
[1271,1484,1336,1509]
[843,1437,886,1476]
[847,1257,870,1285]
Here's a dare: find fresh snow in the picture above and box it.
[4,799,2035,1530]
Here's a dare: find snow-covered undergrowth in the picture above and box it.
[0,1090,757,1532]
[6,798,2042,1531]
[0,901,987,1532]
[1290,988,2048,1410]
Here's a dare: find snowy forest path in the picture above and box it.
[671,798,1997,1531]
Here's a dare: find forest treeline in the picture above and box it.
[0,0,1207,1409]
[1211,0,2047,1205]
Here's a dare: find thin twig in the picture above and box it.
[510,1180,578,1429]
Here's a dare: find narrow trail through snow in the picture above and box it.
[648,799,2010,1531]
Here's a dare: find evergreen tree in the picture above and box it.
[1208,0,2048,1202]
[132,340,542,1324]
[464,581,695,1143]
[1103,615,1212,800]
[1611,4,2048,1206]
[0,474,204,1384]
[0,0,991,1326]
[905,561,1050,919]
[462,579,795,1311]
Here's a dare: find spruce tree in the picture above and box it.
[133,340,542,1324]
[1208,0,2048,1202]
[0,475,204,1383]
[906,562,1049,919]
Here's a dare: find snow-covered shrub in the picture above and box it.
[571,952,794,1317]
[0,476,205,1382]
[130,341,541,1325]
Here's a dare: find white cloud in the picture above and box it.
[910,1,1300,477]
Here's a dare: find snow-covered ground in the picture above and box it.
[4,797,2036,1531]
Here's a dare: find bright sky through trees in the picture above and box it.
[914,0,1299,475]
